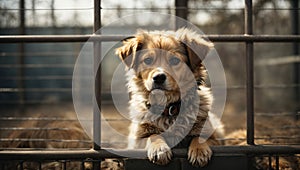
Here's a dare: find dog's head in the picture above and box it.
[116,28,213,103]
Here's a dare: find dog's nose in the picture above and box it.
[153,74,166,85]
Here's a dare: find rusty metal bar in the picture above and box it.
[1,35,300,43]
[291,0,300,120]
[245,0,255,146]
[0,138,92,144]
[275,155,280,170]
[245,1,255,169]
[3,6,299,11]
[93,0,101,169]
[93,0,101,150]
[18,0,25,109]
[19,161,24,170]
[0,146,299,160]
[0,35,91,42]
[175,0,188,19]
[175,0,188,29]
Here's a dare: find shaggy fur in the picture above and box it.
[116,28,224,167]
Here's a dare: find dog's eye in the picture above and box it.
[143,57,153,65]
[169,57,181,66]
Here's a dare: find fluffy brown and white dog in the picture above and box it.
[116,28,224,167]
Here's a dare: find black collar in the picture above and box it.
[146,101,181,118]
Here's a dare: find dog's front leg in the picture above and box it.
[146,134,172,165]
[188,137,213,167]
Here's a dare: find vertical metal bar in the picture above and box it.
[175,0,188,29]
[18,0,25,109]
[93,0,101,151]
[175,0,188,19]
[245,1,255,169]
[81,160,86,170]
[38,161,42,170]
[291,0,299,120]
[268,155,272,169]
[245,0,255,146]
[62,160,67,170]
[19,161,24,170]
[93,0,101,169]
[275,156,279,170]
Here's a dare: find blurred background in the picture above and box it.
[0,0,299,148]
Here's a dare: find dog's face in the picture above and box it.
[116,28,213,103]
[136,40,189,93]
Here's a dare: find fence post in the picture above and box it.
[18,0,25,110]
[93,0,101,169]
[245,0,254,146]
[175,0,188,29]
[245,0,255,169]
[291,0,299,120]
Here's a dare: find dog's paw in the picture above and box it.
[188,141,212,167]
[147,140,172,165]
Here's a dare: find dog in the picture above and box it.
[116,28,224,167]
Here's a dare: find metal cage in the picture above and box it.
[0,0,299,170]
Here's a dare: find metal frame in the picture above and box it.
[0,0,300,169]
[0,146,299,160]
[1,35,300,43]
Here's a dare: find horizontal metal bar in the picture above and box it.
[1,35,300,43]
[216,84,300,89]
[0,146,299,160]
[0,51,78,57]
[0,88,71,92]
[0,117,124,122]
[0,35,123,43]
[3,7,300,11]
[0,101,73,105]
[0,127,70,131]
[0,64,74,68]
[0,138,92,144]
[101,7,300,11]
[1,85,300,92]
[0,76,72,80]
[218,136,300,142]
[209,35,300,42]
[1,136,298,144]
[0,35,91,43]
[0,117,79,121]
[3,7,94,11]
[0,112,298,122]
[256,112,300,116]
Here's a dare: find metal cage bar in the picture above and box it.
[245,1,255,169]
[93,0,101,151]
[0,0,300,169]
[0,146,299,160]
[93,0,101,170]
[1,34,300,43]
[245,0,255,146]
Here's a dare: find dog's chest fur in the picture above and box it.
[127,70,213,137]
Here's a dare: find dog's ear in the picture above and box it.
[115,36,143,69]
[176,28,214,70]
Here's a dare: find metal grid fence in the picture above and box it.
[0,0,300,170]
